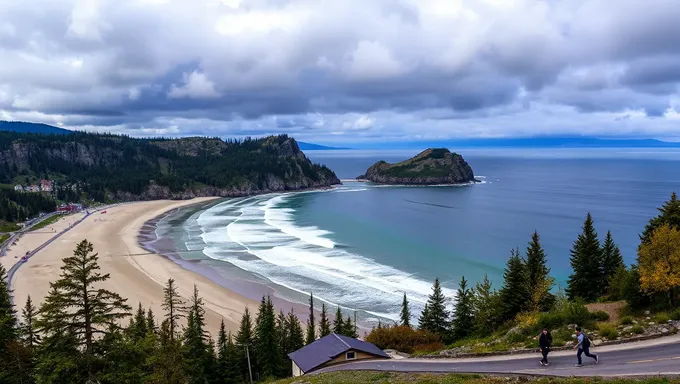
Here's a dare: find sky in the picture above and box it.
[1,0,680,145]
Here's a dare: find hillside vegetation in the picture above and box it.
[0,131,339,203]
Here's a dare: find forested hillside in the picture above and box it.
[0,131,340,202]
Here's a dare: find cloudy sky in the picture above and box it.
[1,0,679,145]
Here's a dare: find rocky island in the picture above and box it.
[357,148,476,185]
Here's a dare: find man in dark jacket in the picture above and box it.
[538,328,552,366]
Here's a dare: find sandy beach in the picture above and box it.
[1,213,86,272]
[12,199,259,334]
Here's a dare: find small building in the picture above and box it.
[287,333,389,377]
[14,185,24,192]
[40,180,53,192]
[26,185,40,193]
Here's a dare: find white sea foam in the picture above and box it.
[194,192,456,321]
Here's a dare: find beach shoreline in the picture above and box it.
[12,198,263,334]
[138,198,315,325]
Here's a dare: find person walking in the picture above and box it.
[573,326,598,367]
[538,328,552,366]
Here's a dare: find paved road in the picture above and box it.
[314,339,680,377]
[4,205,117,305]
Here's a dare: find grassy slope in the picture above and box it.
[0,233,9,245]
[30,214,65,231]
[270,372,679,384]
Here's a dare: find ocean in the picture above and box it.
[150,148,680,326]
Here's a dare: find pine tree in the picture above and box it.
[319,303,331,337]
[305,293,316,344]
[499,248,530,321]
[183,285,211,384]
[0,264,21,383]
[276,310,289,375]
[235,307,254,381]
[287,310,305,352]
[451,276,474,340]
[343,315,358,338]
[149,319,187,384]
[20,295,40,349]
[35,239,131,379]
[131,303,148,341]
[418,278,450,338]
[566,213,603,301]
[641,192,680,244]
[254,296,280,379]
[400,293,411,328]
[333,306,344,334]
[162,278,185,341]
[602,230,624,294]
[525,231,554,311]
[146,308,157,334]
[34,285,87,383]
[217,320,229,380]
[472,274,499,335]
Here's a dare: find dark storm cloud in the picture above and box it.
[1,0,680,140]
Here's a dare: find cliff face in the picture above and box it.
[0,131,340,201]
[358,148,475,185]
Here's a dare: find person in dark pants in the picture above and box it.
[537,328,552,366]
[573,326,598,367]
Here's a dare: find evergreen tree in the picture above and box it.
[525,231,554,311]
[499,248,530,321]
[162,278,185,341]
[235,308,254,382]
[216,325,240,384]
[472,274,499,335]
[146,308,157,334]
[451,276,474,340]
[21,295,40,349]
[333,307,344,334]
[418,278,450,338]
[287,310,305,353]
[566,213,603,301]
[34,286,86,384]
[343,315,358,338]
[400,293,411,328]
[131,303,148,341]
[276,310,289,376]
[641,192,680,244]
[148,319,186,384]
[183,285,212,384]
[319,303,331,337]
[602,230,624,294]
[305,293,316,345]
[0,264,24,384]
[254,296,280,379]
[35,239,131,379]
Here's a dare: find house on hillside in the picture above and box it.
[26,185,40,193]
[14,185,24,192]
[287,333,389,377]
[40,180,53,192]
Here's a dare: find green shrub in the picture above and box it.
[505,331,528,344]
[597,324,619,340]
[564,300,592,326]
[671,308,680,321]
[653,312,670,324]
[590,310,610,322]
[365,325,441,354]
[631,325,644,334]
[619,316,634,325]
[537,312,566,331]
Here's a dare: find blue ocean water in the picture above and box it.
[162,148,680,325]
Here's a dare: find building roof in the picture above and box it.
[287,333,388,373]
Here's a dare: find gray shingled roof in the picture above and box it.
[287,333,389,373]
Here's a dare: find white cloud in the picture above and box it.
[168,71,220,99]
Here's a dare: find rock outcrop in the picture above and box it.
[358,148,475,185]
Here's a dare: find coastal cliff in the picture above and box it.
[0,130,340,202]
[358,148,475,185]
